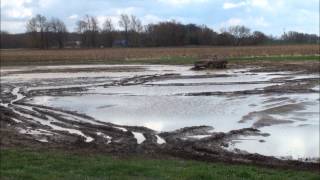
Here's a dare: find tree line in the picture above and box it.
[1,14,319,49]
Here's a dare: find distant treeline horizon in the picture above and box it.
[1,14,319,49]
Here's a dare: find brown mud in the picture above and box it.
[1,62,319,172]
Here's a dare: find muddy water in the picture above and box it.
[29,92,319,159]
[231,124,319,160]
[30,95,258,131]
[1,64,319,160]
[227,93,319,159]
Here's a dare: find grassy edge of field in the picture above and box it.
[1,149,319,180]
[1,54,319,66]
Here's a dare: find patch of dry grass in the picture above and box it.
[1,45,318,64]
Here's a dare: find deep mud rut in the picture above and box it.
[0,64,319,171]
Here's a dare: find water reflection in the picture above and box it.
[231,124,319,159]
[21,65,319,159]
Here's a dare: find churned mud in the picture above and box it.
[1,63,319,171]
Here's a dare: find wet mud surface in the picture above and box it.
[1,64,319,171]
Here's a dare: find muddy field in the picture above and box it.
[0,61,319,171]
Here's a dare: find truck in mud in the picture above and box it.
[192,56,228,70]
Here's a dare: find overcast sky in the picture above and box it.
[1,0,319,36]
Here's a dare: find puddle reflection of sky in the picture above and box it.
[17,65,319,159]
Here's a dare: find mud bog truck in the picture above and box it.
[191,56,228,70]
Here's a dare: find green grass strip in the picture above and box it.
[1,149,319,180]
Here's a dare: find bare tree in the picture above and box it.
[47,18,68,48]
[90,16,99,47]
[130,15,143,33]
[26,18,37,32]
[129,15,143,46]
[76,15,100,47]
[103,18,114,32]
[252,31,267,45]
[76,20,88,33]
[37,14,48,48]
[26,17,38,48]
[102,18,114,47]
[228,25,251,45]
[119,14,131,45]
[26,14,48,48]
[76,19,88,47]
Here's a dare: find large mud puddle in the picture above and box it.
[1,65,319,162]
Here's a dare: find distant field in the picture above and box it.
[1,149,319,180]
[1,45,319,66]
